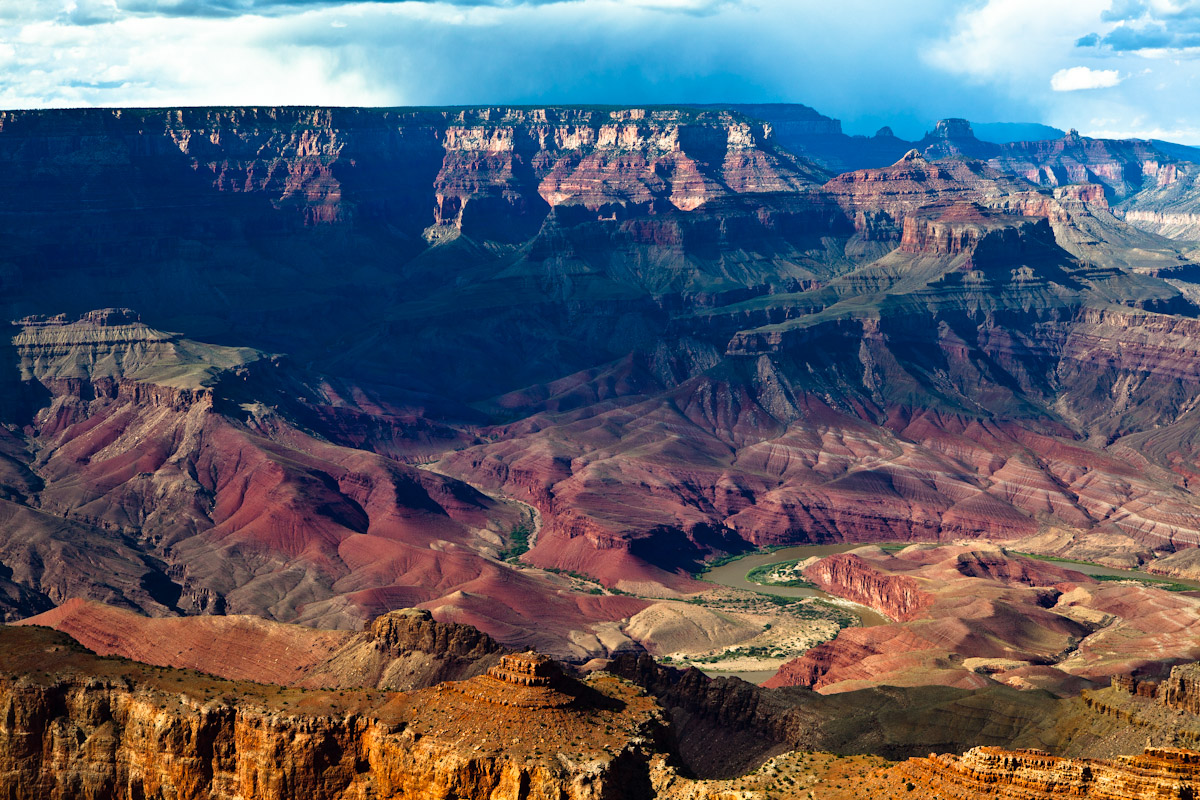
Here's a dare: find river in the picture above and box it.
[696,541,1200,684]
[701,542,894,627]
[703,541,1200,600]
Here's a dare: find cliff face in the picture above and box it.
[0,106,821,241]
[904,746,1200,800]
[0,626,673,800]
[801,553,932,622]
[820,150,1020,240]
[992,130,1181,199]
[916,119,1001,161]
[1158,663,1200,716]
[605,650,1138,765]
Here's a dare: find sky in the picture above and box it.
[3,0,1200,142]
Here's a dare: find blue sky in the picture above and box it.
[4,0,1200,141]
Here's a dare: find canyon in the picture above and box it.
[7,101,1200,796]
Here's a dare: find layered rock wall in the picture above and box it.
[802,553,933,621]
[0,106,822,243]
[907,746,1200,800]
[0,627,670,800]
[1158,663,1200,716]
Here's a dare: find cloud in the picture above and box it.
[925,0,1111,86]
[2,0,1200,146]
[97,0,735,19]
[1086,124,1200,140]
[1101,0,1151,22]
[67,0,121,24]
[0,1,63,23]
[1079,0,1200,52]
[0,0,978,135]
[920,0,1200,143]
[1050,65,1123,90]
[1101,0,1200,22]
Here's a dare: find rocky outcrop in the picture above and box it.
[0,625,673,800]
[905,746,1200,800]
[13,308,263,391]
[300,609,509,691]
[898,202,1048,258]
[802,553,933,621]
[989,184,1109,223]
[762,546,1116,694]
[917,119,1001,161]
[1160,663,1200,716]
[367,607,504,659]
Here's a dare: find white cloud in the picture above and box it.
[924,0,1110,85]
[1050,65,1124,90]
[1084,124,1200,142]
[0,0,1198,149]
[0,10,396,108]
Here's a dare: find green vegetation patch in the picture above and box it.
[498,515,534,562]
[1089,574,1194,592]
[746,559,816,589]
[1011,550,1091,565]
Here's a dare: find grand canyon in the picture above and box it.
[7,100,1200,797]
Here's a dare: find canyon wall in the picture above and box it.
[801,553,933,621]
[905,746,1200,800]
[0,626,673,800]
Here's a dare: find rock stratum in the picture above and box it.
[898,746,1200,800]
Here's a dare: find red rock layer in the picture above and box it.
[6,313,649,659]
[16,598,351,685]
[802,553,933,621]
[148,106,826,237]
[17,602,508,691]
[821,150,1022,240]
[765,545,1102,693]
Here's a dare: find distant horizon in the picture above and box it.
[4,2,1200,145]
[1,99,1189,146]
